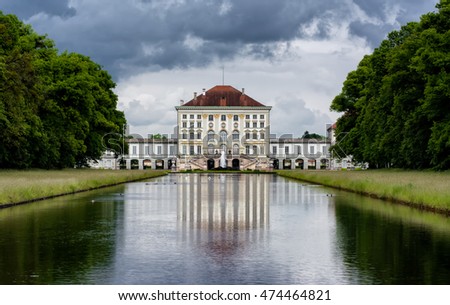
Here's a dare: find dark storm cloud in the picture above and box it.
[0,0,75,19]
[349,0,438,47]
[1,0,438,79]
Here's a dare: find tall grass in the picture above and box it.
[277,170,450,213]
[0,169,167,206]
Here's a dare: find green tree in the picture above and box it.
[0,13,54,168]
[0,11,126,168]
[330,2,450,170]
[301,131,325,140]
[40,52,126,167]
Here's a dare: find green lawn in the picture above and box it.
[0,169,167,207]
[277,169,450,214]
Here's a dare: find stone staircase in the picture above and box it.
[240,155,258,170]
[188,156,207,170]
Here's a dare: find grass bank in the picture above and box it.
[277,170,450,215]
[0,169,168,208]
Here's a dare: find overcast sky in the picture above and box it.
[0,0,438,137]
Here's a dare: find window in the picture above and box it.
[260,122,265,128]
[208,115,213,121]
[197,145,202,154]
[197,132,202,140]
[285,146,290,155]
[232,130,239,141]
[273,146,277,154]
[189,132,195,140]
[253,132,257,139]
[253,114,257,119]
[221,114,226,121]
[253,122,257,128]
[245,146,250,154]
[197,121,202,128]
[245,114,250,119]
[182,145,187,154]
[260,115,264,119]
[296,145,302,155]
[197,114,201,119]
[145,146,149,155]
[253,145,258,155]
[182,122,187,128]
[208,130,215,141]
[245,122,250,128]
[245,132,250,140]
[169,146,174,155]
[157,146,162,155]
[233,115,238,121]
[190,145,195,155]
[190,114,194,119]
[220,130,227,142]
[310,146,315,154]
[260,132,265,139]
[208,144,214,154]
[233,144,239,155]
[190,122,195,128]
[182,133,187,139]
[132,146,137,155]
[182,114,187,119]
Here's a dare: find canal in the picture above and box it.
[0,173,449,284]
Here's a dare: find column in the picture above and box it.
[316,159,321,170]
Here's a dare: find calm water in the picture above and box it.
[0,173,449,284]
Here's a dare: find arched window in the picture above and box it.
[232,130,239,141]
[220,144,227,152]
[208,144,214,154]
[208,130,215,141]
[219,130,227,142]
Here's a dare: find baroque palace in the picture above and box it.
[98,85,350,171]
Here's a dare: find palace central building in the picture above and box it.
[175,85,272,170]
[101,84,353,171]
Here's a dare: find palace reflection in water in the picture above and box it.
[174,174,270,267]
[177,173,269,231]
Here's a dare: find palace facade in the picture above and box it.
[95,85,354,171]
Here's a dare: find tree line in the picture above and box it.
[331,1,449,170]
[0,12,126,168]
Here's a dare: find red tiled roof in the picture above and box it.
[183,85,266,107]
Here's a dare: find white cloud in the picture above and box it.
[183,34,205,51]
[219,0,233,16]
